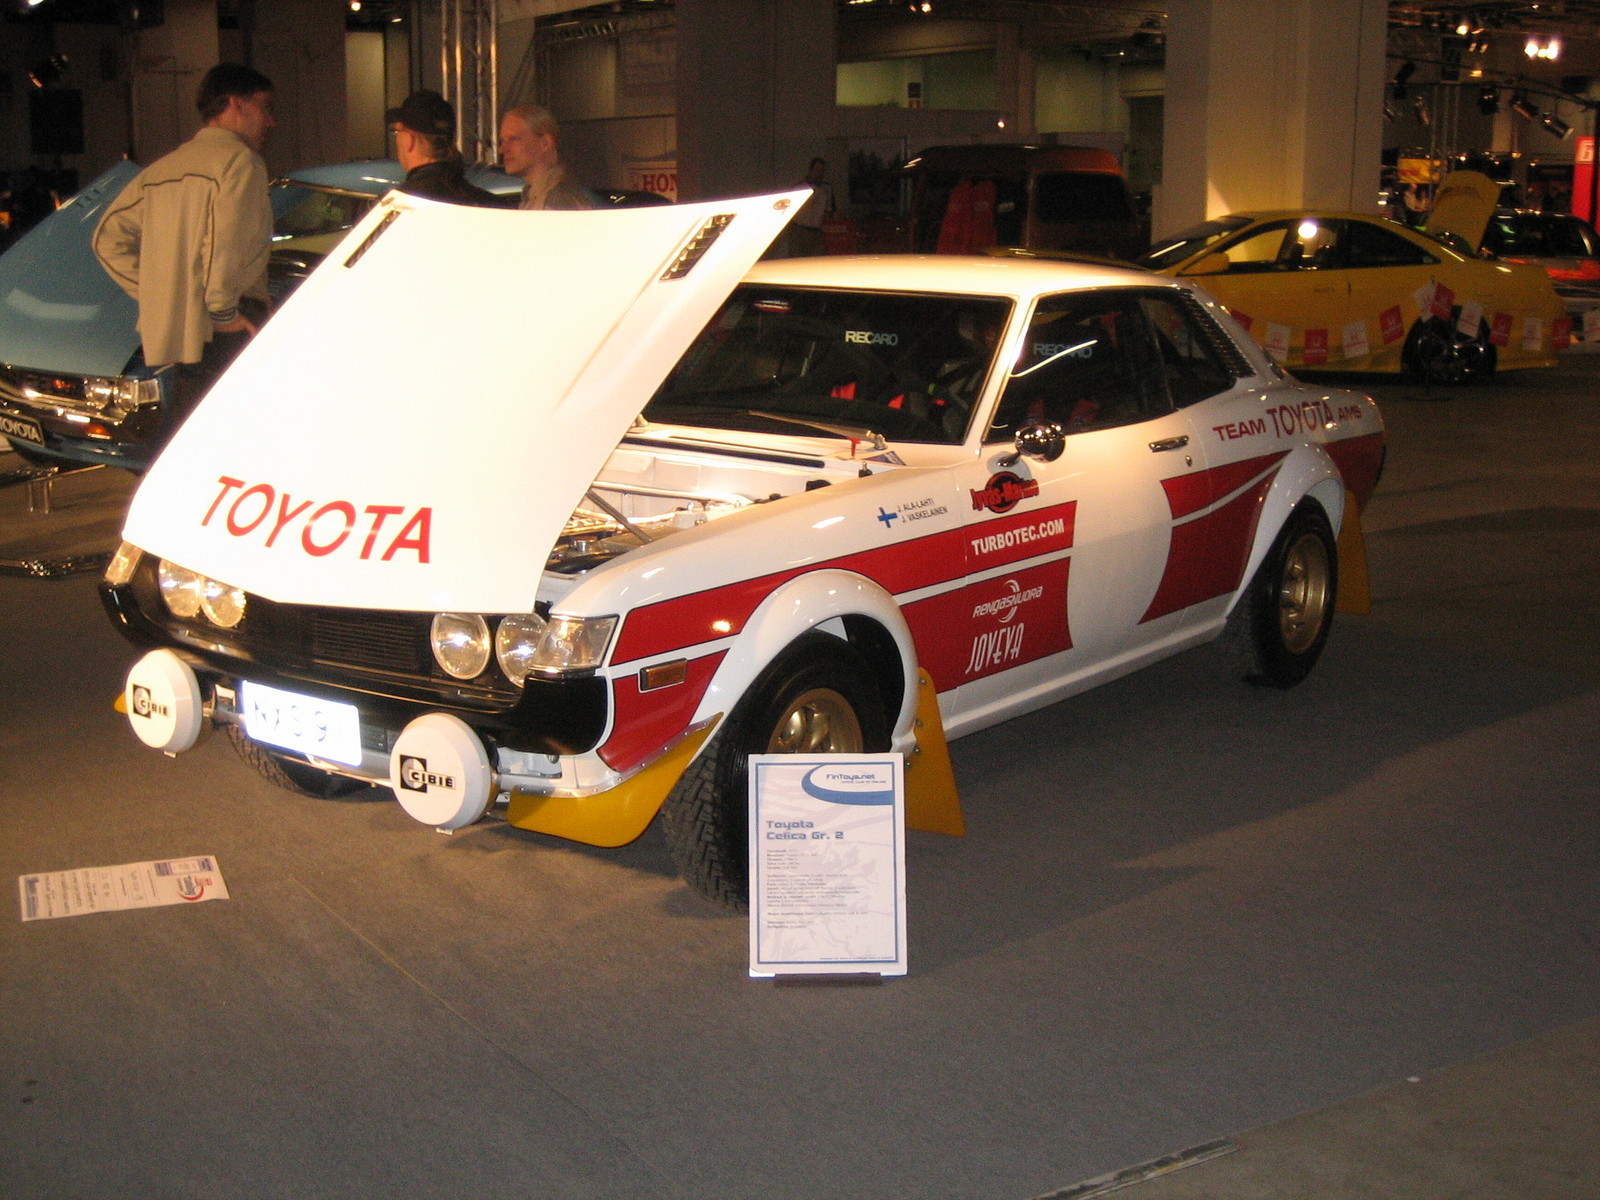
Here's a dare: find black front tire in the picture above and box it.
[658,632,887,910]
[1226,504,1337,689]
[224,723,373,798]
[1402,315,1496,386]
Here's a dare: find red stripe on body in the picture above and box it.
[609,501,1077,666]
[600,651,726,774]
[1322,431,1386,507]
[1141,466,1278,623]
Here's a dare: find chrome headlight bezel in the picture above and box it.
[156,559,204,619]
[494,613,549,686]
[431,612,493,680]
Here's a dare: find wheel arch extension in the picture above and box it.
[1227,454,1345,620]
[692,569,919,748]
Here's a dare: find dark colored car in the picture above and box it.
[1482,208,1600,341]
[858,144,1144,262]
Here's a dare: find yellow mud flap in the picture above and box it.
[503,719,720,847]
[1336,487,1371,615]
[904,668,964,836]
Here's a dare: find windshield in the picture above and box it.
[270,183,381,253]
[1139,216,1253,270]
[643,285,1014,445]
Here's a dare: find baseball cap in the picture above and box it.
[386,90,454,138]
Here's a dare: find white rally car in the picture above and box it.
[102,190,1385,907]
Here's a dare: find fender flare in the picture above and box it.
[1231,449,1346,614]
[691,569,921,750]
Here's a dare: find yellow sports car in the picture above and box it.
[1141,172,1566,383]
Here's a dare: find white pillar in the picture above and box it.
[1159,0,1387,239]
[676,0,834,201]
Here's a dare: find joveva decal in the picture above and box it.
[202,476,432,562]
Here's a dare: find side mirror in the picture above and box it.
[1001,421,1065,466]
[1183,251,1231,276]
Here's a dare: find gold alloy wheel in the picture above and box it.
[1277,530,1332,655]
[766,686,864,754]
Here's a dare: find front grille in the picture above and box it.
[309,608,431,674]
[0,365,103,415]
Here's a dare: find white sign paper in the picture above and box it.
[1523,315,1545,352]
[748,754,907,977]
[18,856,229,921]
[1456,298,1484,337]
[1341,318,1370,361]
[1263,323,1291,361]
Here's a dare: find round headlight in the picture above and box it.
[200,577,246,628]
[157,560,203,618]
[495,613,548,685]
[431,613,492,679]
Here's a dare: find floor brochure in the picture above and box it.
[748,753,907,978]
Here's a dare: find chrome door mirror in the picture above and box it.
[1000,421,1065,466]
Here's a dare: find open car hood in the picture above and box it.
[1424,169,1501,253]
[122,188,805,613]
[0,161,142,379]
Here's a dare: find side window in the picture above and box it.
[1345,219,1437,267]
[1213,219,1342,273]
[986,293,1170,442]
[1138,291,1240,408]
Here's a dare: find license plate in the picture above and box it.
[240,680,363,767]
[0,412,45,447]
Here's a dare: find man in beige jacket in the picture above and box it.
[94,63,276,438]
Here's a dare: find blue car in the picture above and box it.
[0,159,523,471]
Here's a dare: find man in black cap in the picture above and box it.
[386,90,501,207]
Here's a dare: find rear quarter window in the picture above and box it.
[1033,172,1134,223]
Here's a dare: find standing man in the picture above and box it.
[787,157,835,256]
[386,90,500,207]
[93,63,276,433]
[499,105,596,211]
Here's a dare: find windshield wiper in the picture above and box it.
[748,410,886,450]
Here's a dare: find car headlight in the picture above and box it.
[431,612,492,679]
[530,615,617,674]
[157,560,204,618]
[104,542,143,586]
[495,613,548,685]
[201,577,246,628]
[84,376,161,410]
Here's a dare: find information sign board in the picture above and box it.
[748,753,907,978]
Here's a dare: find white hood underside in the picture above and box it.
[121,188,805,613]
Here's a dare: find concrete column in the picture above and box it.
[675,0,834,202]
[251,0,350,174]
[130,0,219,162]
[1158,0,1386,240]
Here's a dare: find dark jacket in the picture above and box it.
[399,160,503,208]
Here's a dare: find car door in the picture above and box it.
[1179,218,1350,367]
[929,288,1219,737]
[1339,216,1442,372]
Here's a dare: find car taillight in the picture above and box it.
[1550,260,1600,281]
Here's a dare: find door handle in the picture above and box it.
[1149,435,1189,452]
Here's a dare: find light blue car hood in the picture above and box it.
[0,161,142,379]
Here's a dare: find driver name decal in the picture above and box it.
[202,475,432,562]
